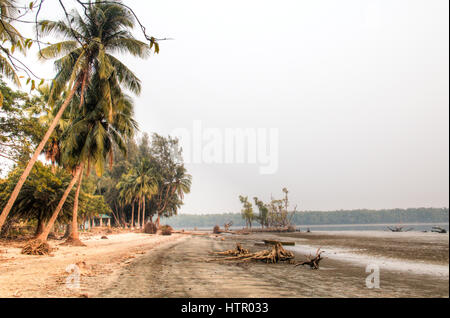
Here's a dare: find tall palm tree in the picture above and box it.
[128,158,158,229]
[36,77,137,244]
[0,0,152,232]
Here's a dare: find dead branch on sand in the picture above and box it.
[295,248,323,269]
[224,221,233,231]
[431,226,447,234]
[213,243,249,256]
[387,226,413,232]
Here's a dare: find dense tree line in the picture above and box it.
[161,208,449,229]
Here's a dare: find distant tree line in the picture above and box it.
[161,208,449,229]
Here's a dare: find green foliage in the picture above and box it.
[238,195,254,228]
[38,0,153,108]
[0,77,46,170]
[0,160,111,231]
[147,133,192,220]
[253,197,268,228]
[0,0,24,89]
[0,162,75,226]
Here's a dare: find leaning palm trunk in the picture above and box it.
[0,81,81,232]
[64,165,85,245]
[35,165,82,242]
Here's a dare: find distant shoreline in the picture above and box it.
[295,222,449,228]
[175,222,449,231]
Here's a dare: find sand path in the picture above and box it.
[0,232,184,297]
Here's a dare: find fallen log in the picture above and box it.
[172,231,209,236]
[213,243,250,256]
[263,239,295,246]
[295,248,323,269]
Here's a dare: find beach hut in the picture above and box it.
[87,214,112,228]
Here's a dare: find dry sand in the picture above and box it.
[0,230,448,298]
[0,232,185,297]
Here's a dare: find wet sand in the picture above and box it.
[96,231,449,298]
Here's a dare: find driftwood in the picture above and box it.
[295,248,323,269]
[172,230,209,236]
[224,221,233,231]
[431,226,447,234]
[263,239,295,246]
[387,226,413,232]
[213,243,249,256]
[214,242,294,263]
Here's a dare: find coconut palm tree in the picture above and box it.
[0,0,152,232]
[117,170,137,228]
[155,165,191,227]
[35,76,137,244]
[127,158,158,229]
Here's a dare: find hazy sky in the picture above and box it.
[12,0,450,213]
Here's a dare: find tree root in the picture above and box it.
[295,248,323,269]
[213,242,294,263]
[21,240,53,255]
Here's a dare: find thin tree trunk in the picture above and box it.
[142,197,146,226]
[0,81,81,232]
[67,165,84,242]
[156,214,160,228]
[137,197,141,229]
[62,224,72,239]
[131,201,134,228]
[34,217,45,237]
[35,166,82,242]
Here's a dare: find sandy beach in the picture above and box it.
[0,230,448,298]
[0,232,185,297]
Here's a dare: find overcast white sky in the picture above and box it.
[12,0,450,213]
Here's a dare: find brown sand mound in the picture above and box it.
[160,225,173,236]
[60,237,86,246]
[144,223,157,234]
